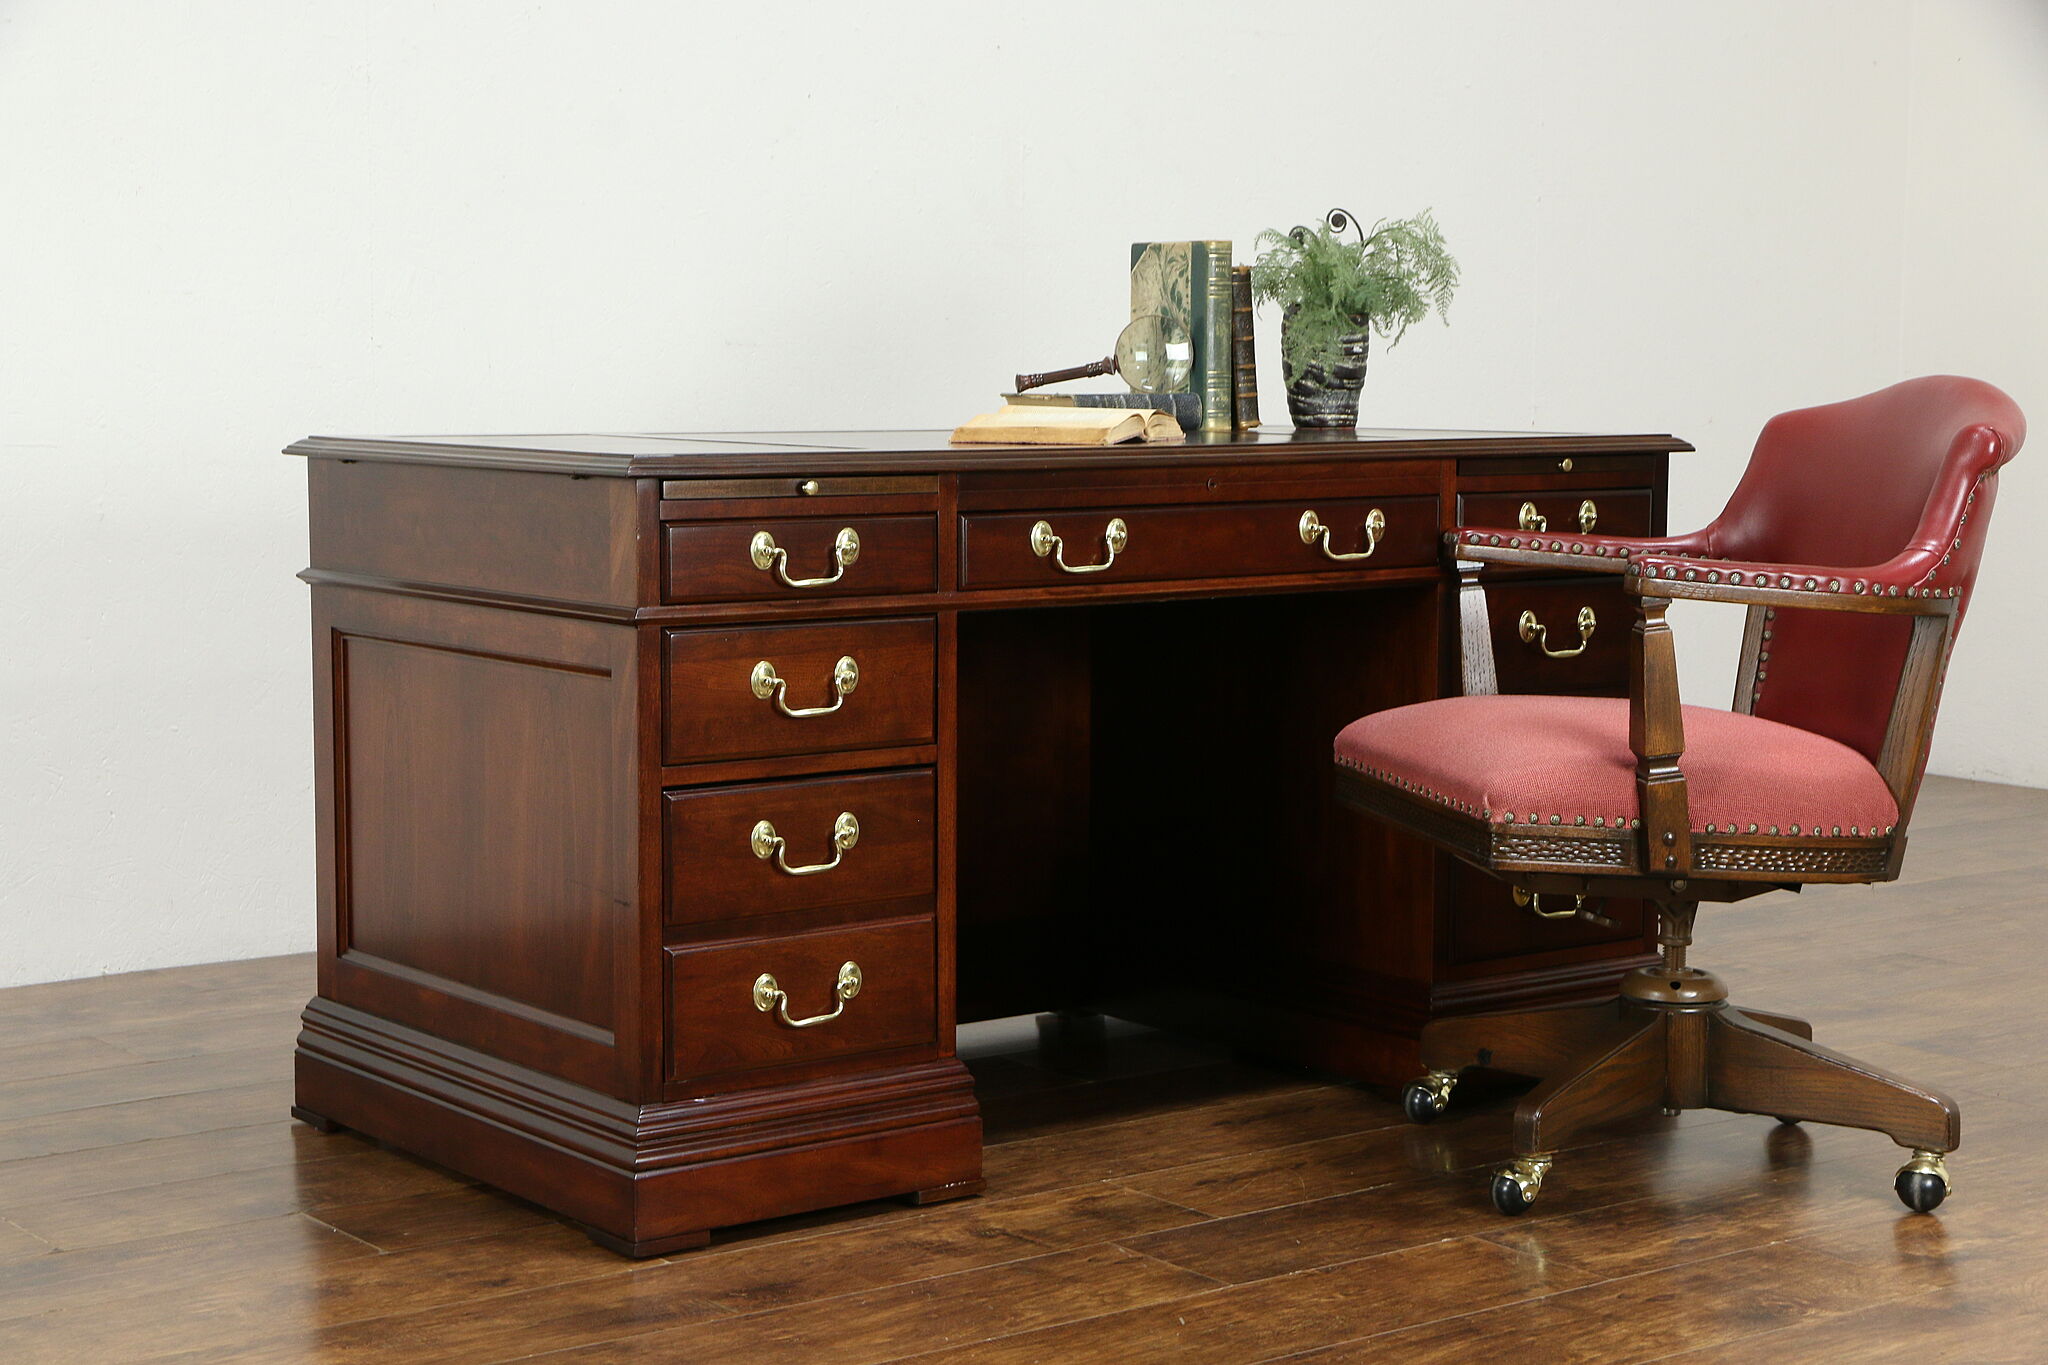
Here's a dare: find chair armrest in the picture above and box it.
[1623,549,1960,616]
[1622,420,2011,618]
[1445,527,1714,575]
[1444,527,1715,695]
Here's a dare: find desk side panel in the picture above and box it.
[307,585,644,1096]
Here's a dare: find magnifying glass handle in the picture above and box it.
[1015,356,1117,392]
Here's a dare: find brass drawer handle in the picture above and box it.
[1299,507,1386,562]
[751,811,859,877]
[750,527,860,588]
[753,960,863,1029]
[1030,517,1127,574]
[1518,606,1597,659]
[750,655,859,718]
[1516,501,1596,535]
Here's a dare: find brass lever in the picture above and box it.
[750,656,859,718]
[1518,501,1547,533]
[1578,499,1598,534]
[1299,507,1386,562]
[751,812,859,876]
[1518,606,1596,659]
[1030,517,1128,574]
[750,527,860,588]
[752,961,863,1029]
[1513,887,1616,928]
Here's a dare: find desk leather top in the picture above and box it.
[288,426,1694,479]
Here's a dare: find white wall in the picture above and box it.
[1896,0,2048,786]
[1,1,2040,987]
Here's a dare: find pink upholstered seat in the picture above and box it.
[1334,695,1898,838]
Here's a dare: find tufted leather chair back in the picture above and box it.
[1695,377,2025,762]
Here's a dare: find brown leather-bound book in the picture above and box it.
[1231,265,1260,430]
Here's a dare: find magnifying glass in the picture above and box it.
[1015,313,1194,394]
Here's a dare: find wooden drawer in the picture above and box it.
[1456,454,1660,480]
[662,617,936,765]
[1458,487,1654,542]
[1445,861,1647,967]
[667,917,937,1080]
[958,495,1439,590]
[1480,577,1632,696]
[664,514,938,604]
[665,769,936,927]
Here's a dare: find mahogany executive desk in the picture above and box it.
[290,424,1688,1255]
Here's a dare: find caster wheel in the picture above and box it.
[1895,1150,1952,1213]
[1491,1171,1534,1216]
[1402,1077,1452,1124]
[1490,1155,1551,1216]
[1896,1171,1947,1212]
[1401,1071,1457,1125]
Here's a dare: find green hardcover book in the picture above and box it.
[1130,240,1234,434]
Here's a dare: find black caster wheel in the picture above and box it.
[1489,1156,1551,1216]
[1402,1075,1454,1125]
[1491,1172,1534,1215]
[1895,1150,1951,1213]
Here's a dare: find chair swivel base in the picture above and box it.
[1400,966,1960,1216]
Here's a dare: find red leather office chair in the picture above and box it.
[1333,376,2024,1215]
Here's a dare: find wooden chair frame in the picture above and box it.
[1336,531,1973,1216]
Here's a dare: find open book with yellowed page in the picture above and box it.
[950,403,1185,446]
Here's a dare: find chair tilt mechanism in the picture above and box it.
[1332,376,2026,1215]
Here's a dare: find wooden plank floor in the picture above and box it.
[2,774,2045,1362]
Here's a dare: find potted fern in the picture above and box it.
[1251,208,1459,428]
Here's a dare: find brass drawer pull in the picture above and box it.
[750,811,859,877]
[750,655,859,718]
[749,527,860,588]
[1578,499,1598,534]
[1030,517,1127,574]
[1299,507,1386,562]
[1518,501,1547,533]
[753,960,863,1029]
[1518,606,1597,659]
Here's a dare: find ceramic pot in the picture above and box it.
[1282,307,1371,429]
